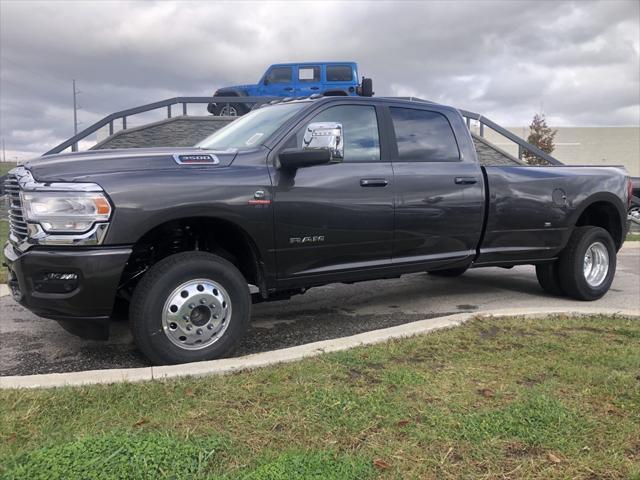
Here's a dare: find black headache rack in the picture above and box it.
[44,95,563,166]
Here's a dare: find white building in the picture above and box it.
[482,126,640,176]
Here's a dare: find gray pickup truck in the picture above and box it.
[4,96,632,364]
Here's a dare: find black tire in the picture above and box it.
[428,266,468,277]
[535,262,565,296]
[557,226,616,301]
[130,251,250,365]
[360,77,373,97]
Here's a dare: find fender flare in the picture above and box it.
[567,192,627,249]
[124,213,271,294]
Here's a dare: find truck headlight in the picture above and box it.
[21,191,112,233]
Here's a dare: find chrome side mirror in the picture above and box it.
[302,122,343,160]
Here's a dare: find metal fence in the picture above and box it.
[45,96,280,155]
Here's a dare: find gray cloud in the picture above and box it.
[1,0,638,160]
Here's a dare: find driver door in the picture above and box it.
[263,66,295,96]
[270,103,394,283]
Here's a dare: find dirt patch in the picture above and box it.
[504,441,544,458]
[517,375,546,388]
[479,325,500,339]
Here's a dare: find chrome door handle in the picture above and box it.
[360,178,389,187]
[454,177,478,185]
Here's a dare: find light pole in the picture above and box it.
[72,80,81,151]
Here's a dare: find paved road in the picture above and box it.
[1,244,638,376]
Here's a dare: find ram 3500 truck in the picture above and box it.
[4,96,631,364]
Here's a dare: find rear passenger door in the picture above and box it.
[295,65,322,96]
[387,105,485,268]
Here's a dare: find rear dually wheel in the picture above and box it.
[557,226,616,301]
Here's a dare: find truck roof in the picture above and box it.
[269,61,357,67]
[267,94,459,116]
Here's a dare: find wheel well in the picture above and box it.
[575,201,622,249]
[322,90,349,97]
[119,217,263,298]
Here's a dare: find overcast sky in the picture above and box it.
[1,0,638,161]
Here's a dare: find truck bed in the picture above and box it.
[476,165,629,266]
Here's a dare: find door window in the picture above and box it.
[287,105,380,162]
[298,66,320,82]
[266,67,292,84]
[389,107,460,162]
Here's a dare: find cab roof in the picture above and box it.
[268,61,357,67]
[265,94,458,116]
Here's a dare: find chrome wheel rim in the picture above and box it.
[162,279,232,350]
[220,105,238,116]
[583,242,609,288]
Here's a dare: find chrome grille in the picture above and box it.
[4,174,28,244]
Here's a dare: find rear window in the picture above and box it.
[326,65,353,82]
[298,66,320,82]
[267,67,292,84]
[389,107,460,162]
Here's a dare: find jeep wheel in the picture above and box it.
[557,226,616,301]
[216,103,247,117]
[130,251,250,365]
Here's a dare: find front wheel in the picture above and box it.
[130,252,250,365]
[558,226,616,301]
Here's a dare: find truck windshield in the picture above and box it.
[196,102,306,151]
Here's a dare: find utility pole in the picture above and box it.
[1,138,5,163]
[72,80,81,151]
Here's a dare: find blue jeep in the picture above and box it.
[207,61,373,116]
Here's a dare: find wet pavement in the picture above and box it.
[1,244,638,376]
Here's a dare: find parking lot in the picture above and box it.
[1,243,638,377]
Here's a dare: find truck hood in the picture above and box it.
[23,147,238,183]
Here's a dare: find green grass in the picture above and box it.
[0,162,17,176]
[627,233,640,242]
[1,314,639,479]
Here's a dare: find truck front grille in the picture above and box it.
[4,174,28,245]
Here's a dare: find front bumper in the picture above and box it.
[3,242,131,339]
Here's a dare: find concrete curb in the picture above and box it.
[1,307,638,390]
